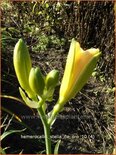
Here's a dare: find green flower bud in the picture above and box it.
[45,70,59,90]
[13,39,35,98]
[44,70,59,101]
[29,67,45,97]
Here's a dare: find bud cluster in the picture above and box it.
[13,39,59,109]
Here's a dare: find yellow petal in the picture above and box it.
[59,39,78,103]
[59,39,101,104]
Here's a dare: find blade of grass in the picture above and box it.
[1,95,35,114]
[1,128,26,141]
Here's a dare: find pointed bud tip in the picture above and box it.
[16,38,24,45]
[14,38,26,51]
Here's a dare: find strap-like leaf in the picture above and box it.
[1,128,25,141]
[19,87,39,108]
[54,139,61,154]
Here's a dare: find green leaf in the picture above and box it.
[0,147,6,154]
[54,139,61,154]
[19,87,39,108]
[1,129,25,141]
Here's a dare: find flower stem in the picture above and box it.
[48,102,62,126]
[37,106,52,154]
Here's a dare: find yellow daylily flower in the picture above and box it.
[48,39,101,125]
[58,39,101,105]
